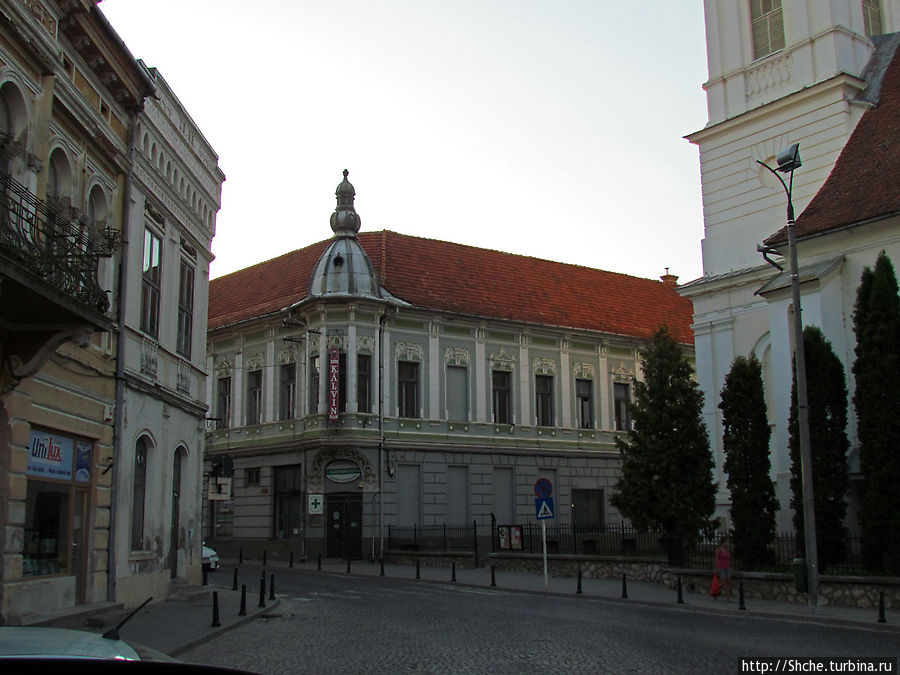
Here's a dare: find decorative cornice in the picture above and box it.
[395,342,424,362]
[444,347,470,366]
[532,357,556,376]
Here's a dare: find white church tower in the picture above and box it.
[680,0,899,528]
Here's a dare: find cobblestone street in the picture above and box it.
[181,569,899,674]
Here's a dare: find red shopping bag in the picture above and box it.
[710,574,721,597]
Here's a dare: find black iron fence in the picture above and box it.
[386,521,898,575]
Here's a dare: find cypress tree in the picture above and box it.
[853,252,900,573]
[719,354,777,569]
[611,327,716,559]
[788,326,849,570]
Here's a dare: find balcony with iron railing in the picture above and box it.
[0,167,119,320]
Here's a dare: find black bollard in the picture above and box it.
[269,573,275,600]
[263,550,267,567]
[622,573,628,599]
[676,575,684,604]
[317,554,322,571]
[878,591,887,624]
[289,551,294,568]
[202,564,208,587]
[239,584,247,616]
[380,558,385,577]
[491,565,496,587]
[232,567,238,591]
[211,591,221,627]
[346,558,352,574]
[577,570,583,595]
[415,560,421,579]
[258,576,266,608]
[739,582,746,611]
[239,548,243,564]
[451,562,456,582]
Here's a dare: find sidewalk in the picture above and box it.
[35,555,896,659]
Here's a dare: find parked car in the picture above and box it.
[202,542,220,570]
[0,626,174,661]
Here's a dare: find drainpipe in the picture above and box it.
[378,310,385,559]
[108,114,139,602]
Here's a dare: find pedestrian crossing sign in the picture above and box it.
[535,497,554,519]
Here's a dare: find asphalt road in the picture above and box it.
[183,569,899,674]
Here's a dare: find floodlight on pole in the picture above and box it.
[757,142,819,611]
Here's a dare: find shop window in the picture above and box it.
[212,499,233,538]
[273,465,303,539]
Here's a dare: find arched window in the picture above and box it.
[132,437,149,550]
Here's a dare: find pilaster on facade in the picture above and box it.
[518,333,530,425]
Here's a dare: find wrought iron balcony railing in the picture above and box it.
[0,169,118,314]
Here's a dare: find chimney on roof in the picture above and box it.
[660,268,679,287]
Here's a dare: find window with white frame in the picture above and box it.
[247,370,262,425]
[398,361,419,418]
[862,0,883,36]
[140,226,162,337]
[176,255,194,358]
[614,382,631,431]
[216,376,231,429]
[576,378,593,429]
[535,374,554,426]
[750,0,784,60]
[279,363,296,421]
[492,370,512,424]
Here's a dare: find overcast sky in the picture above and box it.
[99,1,710,283]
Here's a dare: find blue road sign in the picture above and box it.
[535,497,554,519]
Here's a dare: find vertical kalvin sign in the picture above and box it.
[329,347,339,420]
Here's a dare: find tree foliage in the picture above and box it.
[853,252,900,573]
[719,354,777,569]
[788,326,849,570]
[611,327,716,551]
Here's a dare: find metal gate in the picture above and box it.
[326,494,363,559]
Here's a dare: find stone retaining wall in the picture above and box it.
[386,550,900,608]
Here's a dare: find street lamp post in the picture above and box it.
[757,143,819,610]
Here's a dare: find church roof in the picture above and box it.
[765,33,900,246]
[208,230,694,345]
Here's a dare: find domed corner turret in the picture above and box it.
[329,169,361,236]
[309,170,382,301]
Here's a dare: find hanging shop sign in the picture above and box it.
[329,347,340,420]
[325,460,361,484]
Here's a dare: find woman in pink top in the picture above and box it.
[715,537,733,600]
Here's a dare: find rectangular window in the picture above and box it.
[357,354,372,413]
[212,499,233,538]
[132,439,147,550]
[140,227,162,337]
[398,361,419,418]
[447,365,468,420]
[309,356,319,415]
[576,378,593,429]
[750,0,784,60]
[571,489,605,527]
[279,363,296,421]
[246,468,261,487]
[176,258,194,357]
[492,370,511,424]
[216,377,231,429]
[614,382,631,431]
[247,370,262,425]
[862,0,883,36]
[535,374,554,426]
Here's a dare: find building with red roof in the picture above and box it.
[204,171,693,559]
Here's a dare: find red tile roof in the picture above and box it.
[209,231,694,344]
[766,36,900,246]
